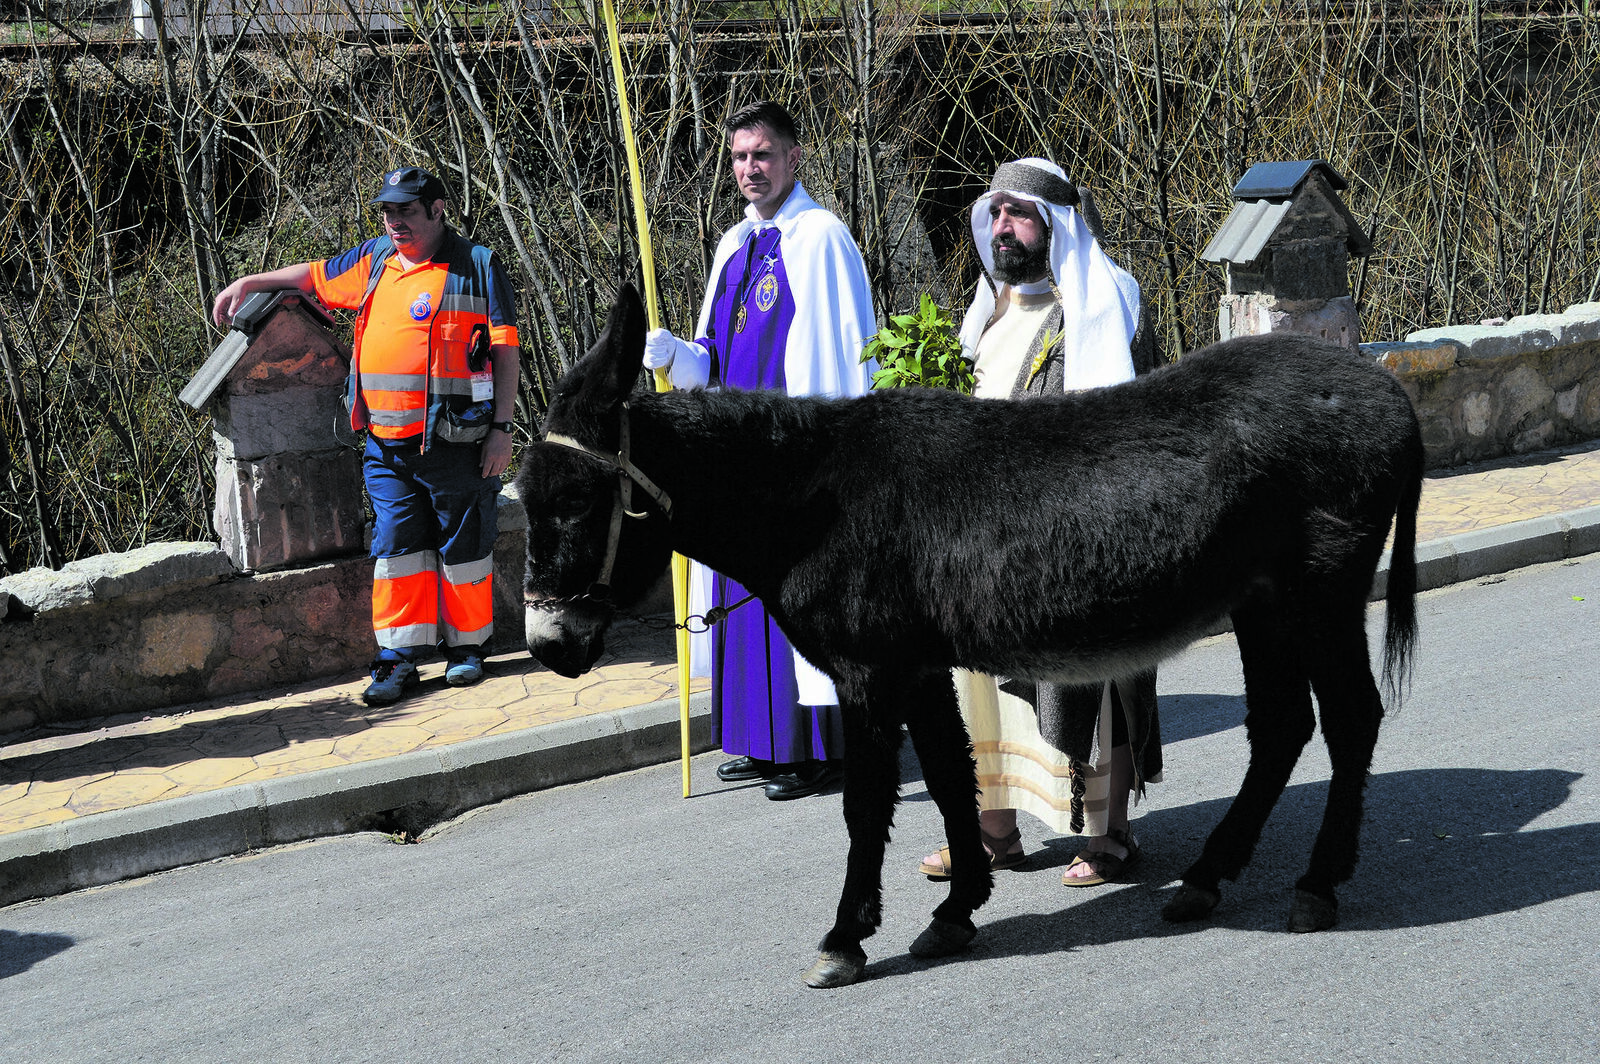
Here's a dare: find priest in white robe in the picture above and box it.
[642,101,877,801]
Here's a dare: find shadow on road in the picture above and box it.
[0,929,75,978]
[1153,692,1248,743]
[865,766,1594,982]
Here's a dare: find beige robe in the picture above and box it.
[957,285,1163,835]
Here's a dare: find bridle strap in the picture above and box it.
[535,405,753,634]
[542,402,672,595]
[544,402,674,520]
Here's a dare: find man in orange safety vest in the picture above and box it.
[214,167,521,705]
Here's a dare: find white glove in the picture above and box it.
[644,328,700,370]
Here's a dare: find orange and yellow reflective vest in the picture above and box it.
[312,231,518,450]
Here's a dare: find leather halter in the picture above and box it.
[539,401,672,598]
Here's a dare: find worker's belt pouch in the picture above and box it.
[435,398,493,444]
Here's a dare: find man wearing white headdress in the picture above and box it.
[918,157,1165,886]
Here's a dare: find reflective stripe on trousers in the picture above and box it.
[372,550,495,649]
[440,556,495,645]
[365,435,500,650]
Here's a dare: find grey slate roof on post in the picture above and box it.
[179,291,337,410]
[1201,160,1370,266]
[1229,159,1349,199]
[1200,200,1295,266]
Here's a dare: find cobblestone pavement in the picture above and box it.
[1415,440,1600,539]
[1,617,695,835]
[2,440,1597,838]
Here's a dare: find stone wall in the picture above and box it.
[0,492,530,735]
[1365,303,1600,469]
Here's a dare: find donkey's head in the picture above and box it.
[516,284,675,677]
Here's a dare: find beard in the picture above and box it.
[990,234,1050,285]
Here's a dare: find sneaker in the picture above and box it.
[363,658,419,705]
[445,651,485,687]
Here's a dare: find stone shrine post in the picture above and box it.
[1202,160,1371,349]
[180,291,365,571]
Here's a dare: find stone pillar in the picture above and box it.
[1202,161,1371,349]
[1218,292,1362,350]
[182,292,365,571]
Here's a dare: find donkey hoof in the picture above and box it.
[908,917,977,958]
[1161,884,1221,922]
[1289,888,1338,933]
[803,950,867,989]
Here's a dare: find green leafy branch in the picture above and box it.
[861,293,974,394]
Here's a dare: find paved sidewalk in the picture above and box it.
[0,618,702,837]
[3,441,1599,907]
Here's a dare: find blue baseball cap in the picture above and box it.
[371,166,448,205]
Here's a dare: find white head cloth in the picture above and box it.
[957,157,1142,391]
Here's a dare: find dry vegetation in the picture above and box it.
[3,0,1598,572]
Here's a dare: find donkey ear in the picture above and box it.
[604,282,648,385]
[560,282,648,419]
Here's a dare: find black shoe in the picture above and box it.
[764,761,845,801]
[716,756,776,782]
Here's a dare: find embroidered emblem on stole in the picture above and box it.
[753,272,779,313]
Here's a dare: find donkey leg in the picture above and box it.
[903,670,990,958]
[805,678,906,989]
[1164,603,1316,923]
[1291,611,1385,932]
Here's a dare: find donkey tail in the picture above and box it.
[1381,438,1424,705]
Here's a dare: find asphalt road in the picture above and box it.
[4,557,1597,1063]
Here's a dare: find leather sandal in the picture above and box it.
[1062,827,1141,887]
[918,826,1026,879]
